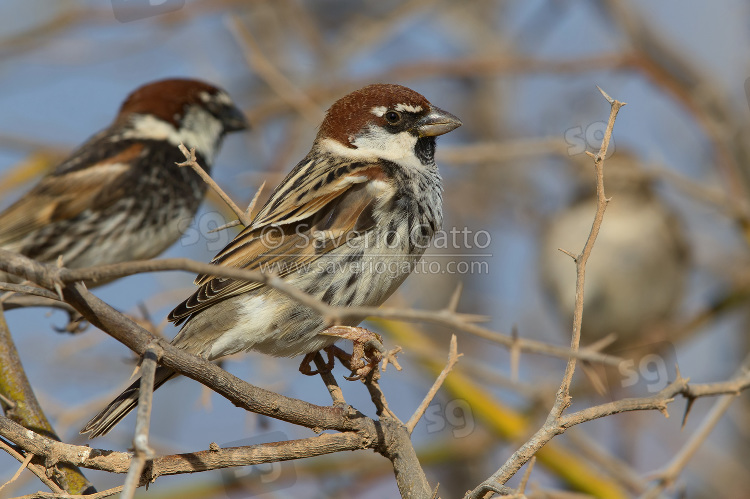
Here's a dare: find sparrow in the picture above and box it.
[0,78,247,278]
[540,152,688,350]
[81,83,462,437]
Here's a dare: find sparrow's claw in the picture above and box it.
[319,326,401,381]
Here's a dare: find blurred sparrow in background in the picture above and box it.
[540,152,688,351]
[0,78,247,280]
[82,83,461,437]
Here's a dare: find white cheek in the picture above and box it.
[317,125,423,171]
[351,126,417,158]
[121,108,223,163]
[351,128,423,169]
[180,108,223,163]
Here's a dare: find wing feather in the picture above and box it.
[0,143,144,247]
[168,160,391,325]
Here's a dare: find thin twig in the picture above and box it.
[466,88,626,499]
[406,335,461,433]
[0,439,63,494]
[0,450,33,494]
[553,87,625,417]
[0,250,622,367]
[0,282,60,301]
[509,326,520,382]
[313,352,346,406]
[120,342,161,499]
[176,143,253,227]
[642,353,750,498]
[566,431,647,495]
[363,369,398,420]
[517,456,536,495]
[208,181,265,234]
[1,415,371,478]
[226,15,324,124]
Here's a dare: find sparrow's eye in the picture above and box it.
[385,110,402,124]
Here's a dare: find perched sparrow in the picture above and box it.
[0,78,247,276]
[540,153,688,349]
[82,83,461,437]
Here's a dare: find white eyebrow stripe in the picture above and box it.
[199,90,233,105]
[395,103,423,113]
[371,106,387,117]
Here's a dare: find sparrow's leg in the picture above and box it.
[297,344,364,376]
[319,326,402,381]
[298,347,336,376]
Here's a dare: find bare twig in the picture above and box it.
[0,449,33,494]
[364,369,398,421]
[406,335,461,433]
[313,352,347,406]
[0,415,369,479]
[0,290,77,315]
[0,250,622,366]
[509,326,521,382]
[0,282,60,301]
[642,353,750,498]
[121,342,161,499]
[0,438,63,494]
[566,431,647,495]
[518,456,536,495]
[176,143,253,227]
[207,181,265,234]
[1,277,435,497]
[438,138,569,165]
[553,86,625,416]
[226,15,324,124]
[462,360,750,499]
[466,88,625,498]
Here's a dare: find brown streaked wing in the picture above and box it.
[0,144,143,247]
[168,164,392,325]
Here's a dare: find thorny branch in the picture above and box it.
[468,88,626,498]
[641,352,750,498]
[0,415,371,480]
[554,86,625,415]
[3,238,750,497]
[0,274,436,498]
[0,252,620,367]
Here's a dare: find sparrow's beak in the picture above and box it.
[415,106,462,137]
[221,106,250,132]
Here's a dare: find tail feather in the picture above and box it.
[80,366,175,438]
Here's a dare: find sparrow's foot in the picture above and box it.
[319,326,402,381]
[299,347,336,376]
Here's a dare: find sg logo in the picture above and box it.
[605,341,677,398]
[564,121,616,158]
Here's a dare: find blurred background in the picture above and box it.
[1,1,750,497]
